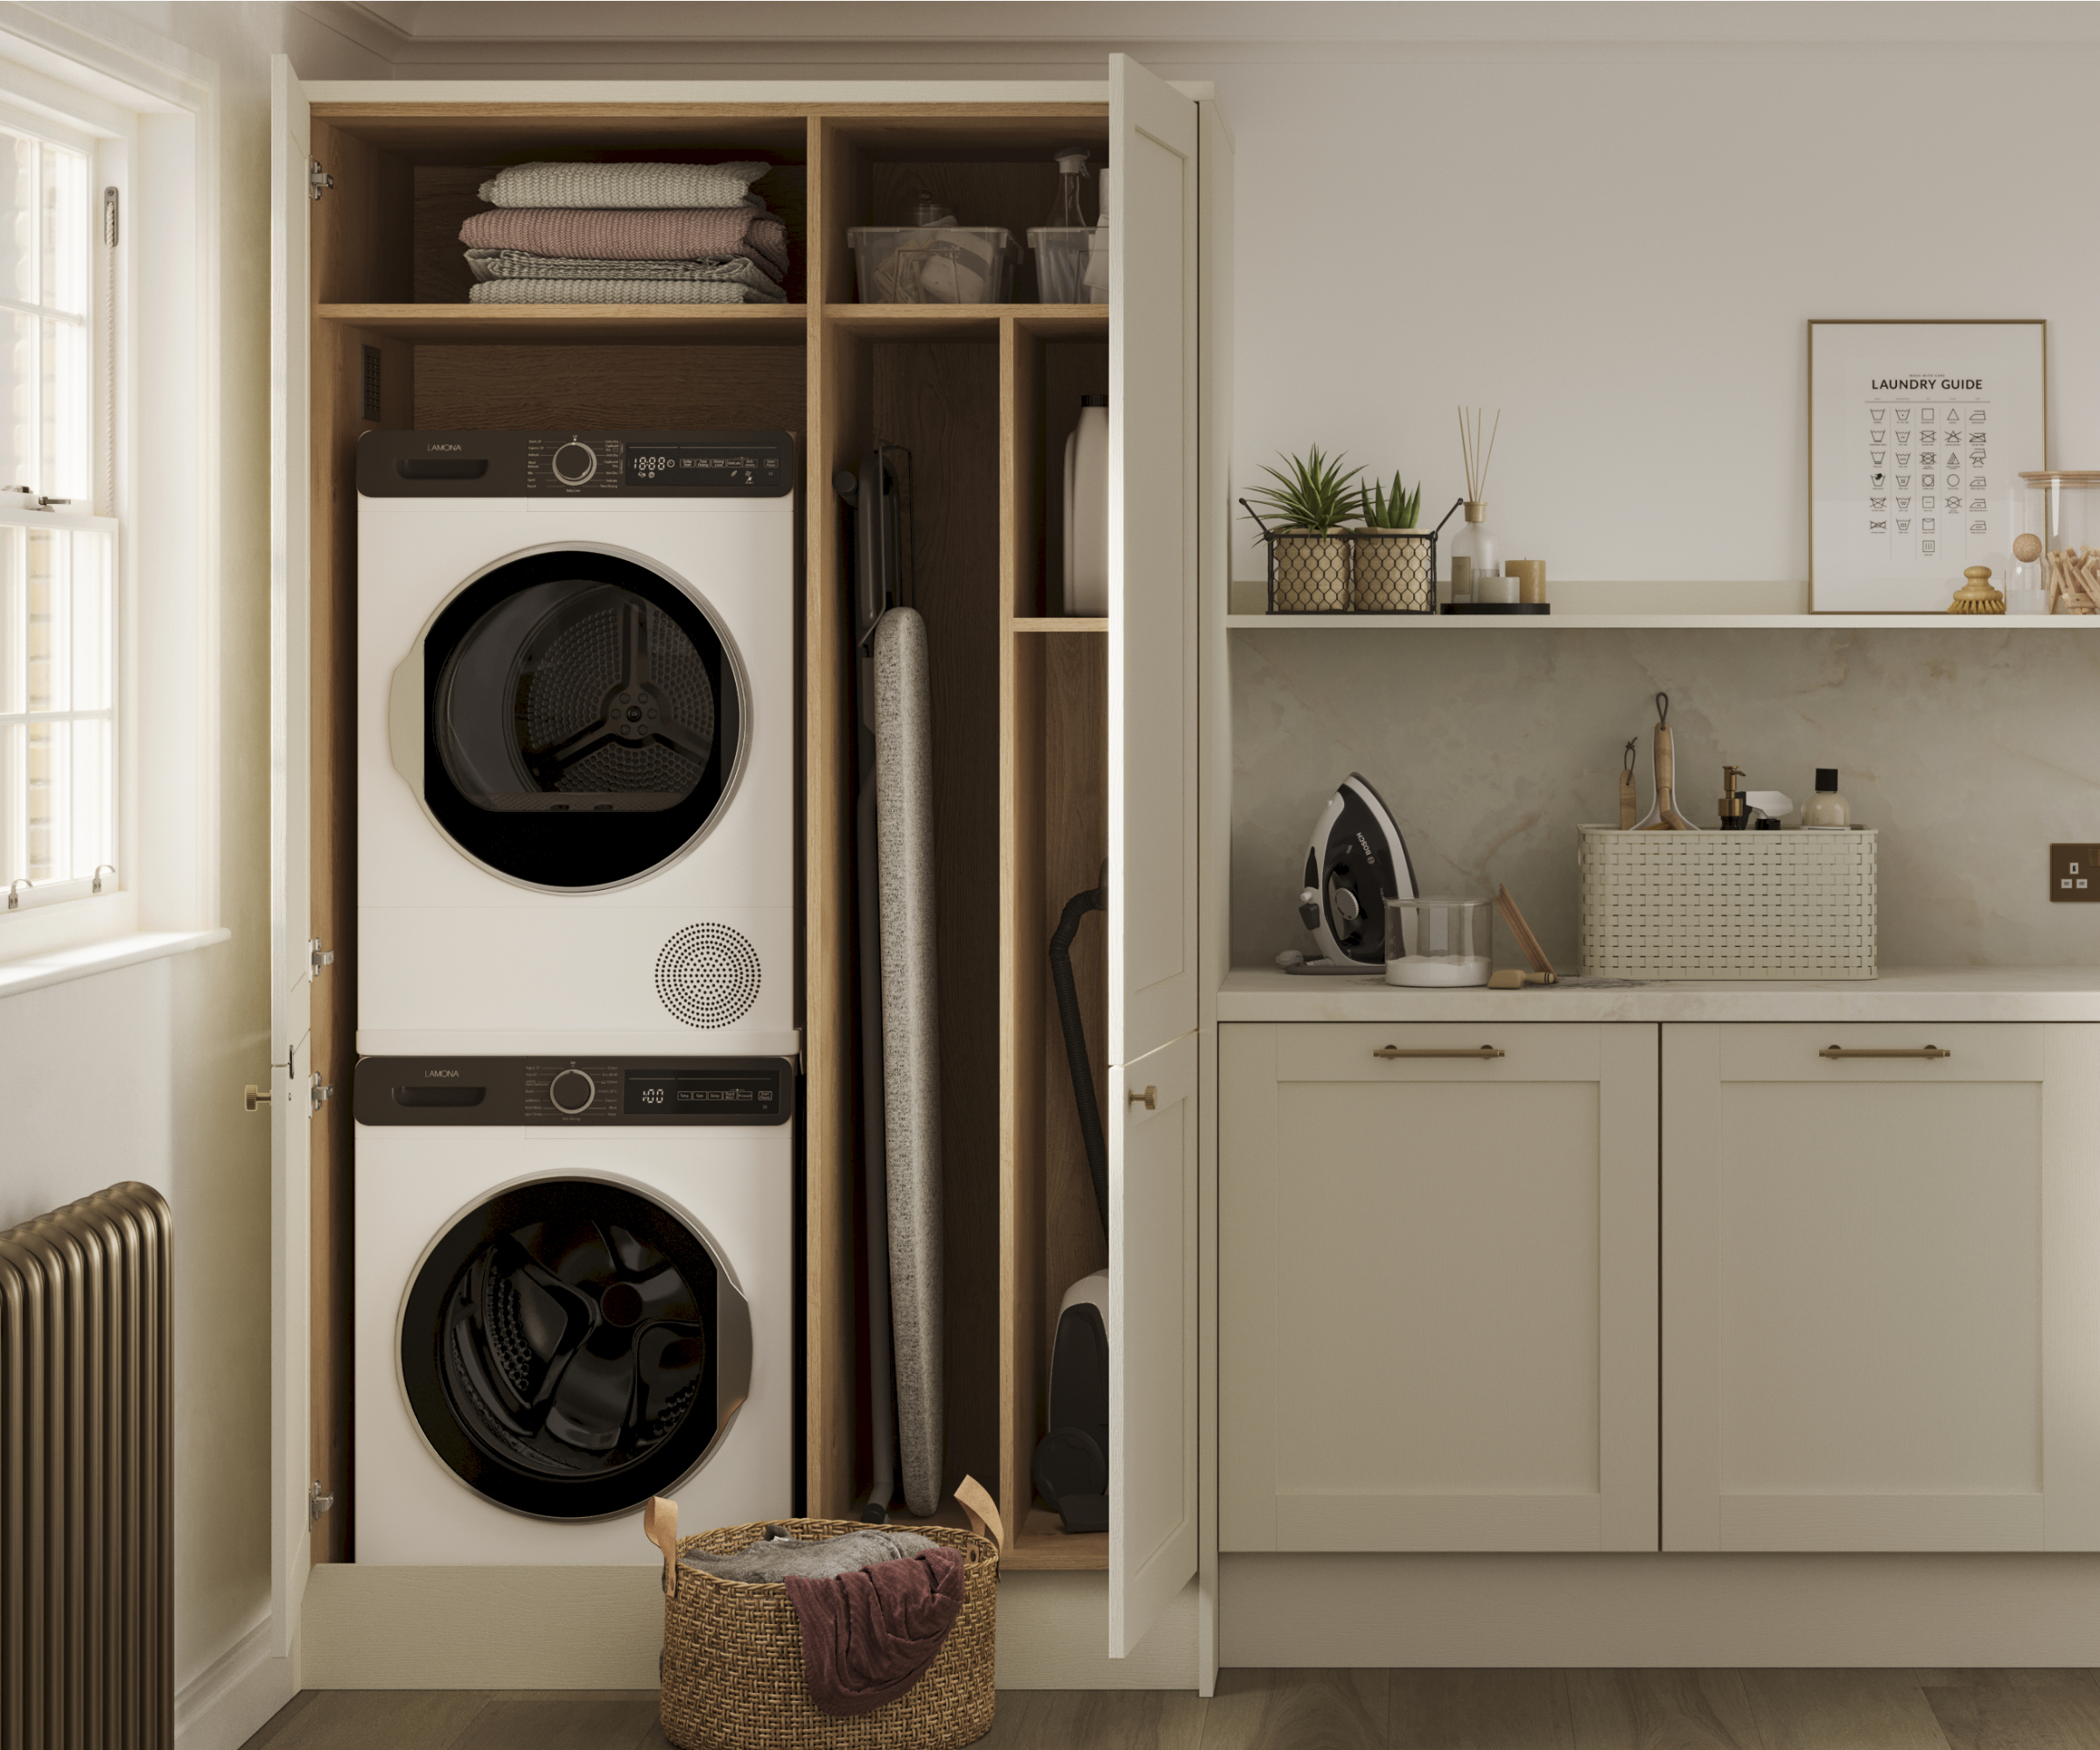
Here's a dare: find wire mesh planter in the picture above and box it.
[1348,528,1438,613]
[1259,530,1353,612]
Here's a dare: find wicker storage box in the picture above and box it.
[1578,826,1877,980]
[647,1483,1003,1750]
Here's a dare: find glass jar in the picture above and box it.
[2020,472,2100,613]
[1447,501,1499,604]
[1384,896,1494,988]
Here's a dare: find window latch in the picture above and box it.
[308,158,332,201]
[92,864,115,893]
[6,878,30,910]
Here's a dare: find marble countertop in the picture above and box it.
[1218,965,2100,1023]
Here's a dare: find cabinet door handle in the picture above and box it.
[1818,1045,1951,1060]
[1372,1045,1506,1060]
[1129,1085,1157,1110]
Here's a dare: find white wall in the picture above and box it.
[0,4,382,1737]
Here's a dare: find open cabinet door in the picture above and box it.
[267,52,313,1659]
[1106,52,1200,1660]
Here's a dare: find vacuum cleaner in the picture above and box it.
[1033,864,1111,1536]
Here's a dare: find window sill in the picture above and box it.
[0,927,230,998]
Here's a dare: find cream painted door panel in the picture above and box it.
[1662,1023,2100,1552]
[1220,1023,1660,1553]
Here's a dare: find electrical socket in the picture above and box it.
[2050,844,2100,901]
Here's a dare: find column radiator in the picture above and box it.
[0,1182,172,1750]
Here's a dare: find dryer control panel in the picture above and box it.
[354,1055,794,1127]
[356,429,796,499]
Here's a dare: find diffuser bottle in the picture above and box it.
[1448,501,1499,599]
[1802,768,1850,830]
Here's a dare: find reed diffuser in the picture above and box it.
[1450,406,1501,602]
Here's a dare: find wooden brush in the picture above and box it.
[1493,884,1557,985]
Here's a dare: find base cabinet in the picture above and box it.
[1219,1022,1660,1552]
[1662,1022,2100,1551]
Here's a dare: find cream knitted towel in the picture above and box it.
[479,161,770,209]
[465,248,783,297]
[459,207,790,276]
[466,279,779,305]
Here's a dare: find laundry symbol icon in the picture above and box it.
[1922,540,1936,554]
[1873,473,1887,488]
[1897,453,1911,466]
[1872,410,1886,424]
[1922,452,1937,466]
[1872,497,1887,510]
[1970,410,1987,422]
[1923,518,1936,533]
[1970,474,1986,488]
[1897,475,1911,488]
[1922,496,1936,510]
[1896,409,1911,422]
[1896,520,1910,533]
[1872,450,1886,465]
[1946,409,1960,423]
[1872,521,1889,532]
[1923,474,1936,487]
[1920,431,1936,444]
[1970,498,1988,511]
[1896,498,1909,510]
[1970,520,1988,535]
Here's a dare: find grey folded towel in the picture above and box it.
[680,1526,938,1584]
[480,160,771,210]
[459,207,792,276]
[464,248,782,294]
[466,279,785,304]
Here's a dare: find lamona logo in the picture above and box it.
[424,1068,460,1078]
[425,443,462,452]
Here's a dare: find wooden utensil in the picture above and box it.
[1494,884,1557,984]
[1618,738,1637,830]
[1633,692,1698,830]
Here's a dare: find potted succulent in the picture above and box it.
[1351,472,1435,612]
[1242,446,1362,612]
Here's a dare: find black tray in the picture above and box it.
[1443,601,1551,615]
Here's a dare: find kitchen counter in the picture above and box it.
[1218,964,2100,1024]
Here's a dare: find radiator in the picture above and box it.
[0,1182,172,1750]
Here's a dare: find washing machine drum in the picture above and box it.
[419,549,744,890]
[400,1177,753,1519]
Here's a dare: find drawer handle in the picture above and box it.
[1818,1045,1951,1060]
[1129,1085,1157,1110]
[1372,1045,1506,1060]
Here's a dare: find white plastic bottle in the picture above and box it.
[1065,396,1110,614]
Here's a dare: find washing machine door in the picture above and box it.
[410,548,745,891]
[399,1177,753,1519]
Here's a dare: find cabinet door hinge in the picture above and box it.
[309,1071,335,1116]
[308,158,332,201]
[310,937,334,978]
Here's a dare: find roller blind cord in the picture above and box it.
[99,186,115,518]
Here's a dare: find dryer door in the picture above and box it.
[411,548,746,891]
[400,1176,753,1519]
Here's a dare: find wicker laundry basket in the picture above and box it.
[647,1477,1004,1750]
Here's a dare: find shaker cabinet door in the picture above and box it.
[1219,1023,1661,1553]
[1662,1023,2100,1552]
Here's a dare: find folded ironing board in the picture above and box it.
[872,605,944,1518]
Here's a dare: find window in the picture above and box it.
[0,116,115,908]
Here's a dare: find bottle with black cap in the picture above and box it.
[1802,767,1851,830]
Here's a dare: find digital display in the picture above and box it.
[624,1071,781,1116]
[628,445,784,489]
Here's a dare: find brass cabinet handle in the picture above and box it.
[1372,1045,1506,1060]
[1129,1085,1158,1110]
[1818,1045,1951,1060]
[243,1084,272,1110]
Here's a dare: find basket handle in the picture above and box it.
[645,1495,678,1595]
[953,1475,1004,1559]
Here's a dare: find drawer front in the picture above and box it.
[1274,1021,1605,1084]
[1718,1021,2041,1083]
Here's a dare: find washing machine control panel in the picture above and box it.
[354,1056,794,1127]
[356,429,795,499]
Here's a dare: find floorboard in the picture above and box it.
[1202,1669,1386,1750]
[1390,1670,1573,1750]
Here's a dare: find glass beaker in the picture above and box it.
[1384,897,1495,988]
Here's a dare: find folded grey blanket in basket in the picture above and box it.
[459,207,792,276]
[479,160,771,209]
[465,248,785,298]
[679,1525,937,1584]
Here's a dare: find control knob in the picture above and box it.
[551,441,598,486]
[548,1068,597,1114]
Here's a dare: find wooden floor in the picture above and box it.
[241,1670,2100,1749]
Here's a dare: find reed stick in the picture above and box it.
[1458,405,1502,502]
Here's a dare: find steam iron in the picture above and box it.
[1287,774,1417,973]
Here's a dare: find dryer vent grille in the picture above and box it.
[654,923,761,1028]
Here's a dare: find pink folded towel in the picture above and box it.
[459,207,790,276]
[781,1546,966,1718]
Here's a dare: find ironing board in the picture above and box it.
[872,606,944,1517]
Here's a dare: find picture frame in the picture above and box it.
[1809,319,2046,612]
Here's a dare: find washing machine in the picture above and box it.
[353,1053,794,1564]
[356,429,797,1058]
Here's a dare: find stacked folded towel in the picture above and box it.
[460,160,792,306]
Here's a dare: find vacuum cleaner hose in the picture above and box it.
[1049,864,1110,1239]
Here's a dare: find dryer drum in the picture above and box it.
[400,1177,753,1519]
[421,549,745,890]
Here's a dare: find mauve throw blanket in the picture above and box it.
[458,207,791,276]
[781,1546,966,1717]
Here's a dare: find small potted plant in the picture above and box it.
[1351,472,1434,612]
[1241,446,1362,612]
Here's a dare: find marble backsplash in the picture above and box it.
[1232,628,2100,972]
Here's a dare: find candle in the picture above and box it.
[1506,559,1546,603]
[1477,573,1520,604]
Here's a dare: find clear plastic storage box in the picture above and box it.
[848,226,1018,304]
[1027,227,1110,304]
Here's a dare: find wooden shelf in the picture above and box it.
[1015,616,1106,633]
[1008,1508,1110,1571]
[318,303,808,344]
[1226,612,2100,630]
[826,304,1107,339]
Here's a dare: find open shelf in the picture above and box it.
[826,304,1107,338]
[1227,612,2100,630]
[1015,617,1106,633]
[1012,1508,1110,1571]
[319,303,808,344]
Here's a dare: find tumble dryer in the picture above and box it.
[356,429,796,1057]
[353,1053,794,1563]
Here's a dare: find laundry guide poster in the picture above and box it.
[1809,320,2045,612]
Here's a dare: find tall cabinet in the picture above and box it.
[268,63,1228,1663]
